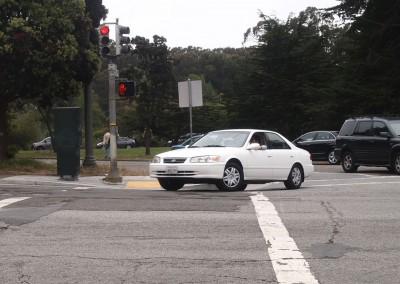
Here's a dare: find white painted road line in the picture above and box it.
[309,181,400,188]
[251,193,319,284]
[0,197,31,209]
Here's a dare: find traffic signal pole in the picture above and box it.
[99,18,132,183]
[104,57,122,183]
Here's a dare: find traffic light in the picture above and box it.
[117,80,135,97]
[98,24,111,57]
[116,25,131,55]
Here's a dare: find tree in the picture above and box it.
[125,35,177,155]
[327,0,400,115]
[0,0,94,160]
[239,8,342,138]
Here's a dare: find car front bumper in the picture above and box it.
[150,162,225,180]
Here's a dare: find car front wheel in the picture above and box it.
[392,152,400,175]
[217,162,247,191]
[328,150,338,165]
[158,178,184,191]
[284,164,304,190]
[341,151,358,173]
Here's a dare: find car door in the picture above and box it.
[352,121,374,162]
[265,132,293,180]
[371,121,392,164]
[313,131,336,160]
[243,132,275,180]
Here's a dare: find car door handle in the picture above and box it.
[267,155,272,158]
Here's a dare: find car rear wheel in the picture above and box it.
[158,178,184,191]
[392,152,400,175]
[328,150,338,165]
[341,151,358,173]
[284,164,303,190]
[217,162,247,191]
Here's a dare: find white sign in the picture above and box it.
[178,80,203,108]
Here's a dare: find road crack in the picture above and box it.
[321,201,346,244]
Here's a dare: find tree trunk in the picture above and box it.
[144,127,152,155]
[83,81,96,167]
[0,103,9,161]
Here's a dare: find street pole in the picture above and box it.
[104,57,122,183]
[83,81,96,167]
[188,78,193,143]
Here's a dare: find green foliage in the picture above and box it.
[236,8,342,138]
[9,108,43,150]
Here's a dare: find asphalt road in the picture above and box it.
[0,165,400,283]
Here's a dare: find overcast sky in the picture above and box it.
[102,0,338,49]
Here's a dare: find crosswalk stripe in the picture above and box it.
[251,193,319,284]
[0,197,31,209]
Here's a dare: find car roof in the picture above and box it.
[346,116,400,121]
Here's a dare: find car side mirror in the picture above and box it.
[379,131,392,138]
[247,143,262,150]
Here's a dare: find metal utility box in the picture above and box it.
[53,107,81,180]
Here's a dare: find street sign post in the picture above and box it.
[178,79,203,142]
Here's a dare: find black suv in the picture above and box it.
[334,117,400,174]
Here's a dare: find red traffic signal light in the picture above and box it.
[118,82,128,96]
[99,25,110,36]
[117,80,135,97]
[98,25,110,57]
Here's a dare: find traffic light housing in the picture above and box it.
[98,25,111,57]
[116,25,131,55]
[117,80,135,97]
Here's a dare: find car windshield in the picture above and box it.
[181,136,202,146]
[389,120,400,136]
[191,131,249,148]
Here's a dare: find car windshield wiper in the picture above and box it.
[204,145,225,147]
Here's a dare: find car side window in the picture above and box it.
[298,132,316,142]
[373,121,389,136]
[354,121,373,136]
[315,132,334,140]
[249,132,267,146]
[266,133,291,149]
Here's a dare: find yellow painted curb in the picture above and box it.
[126,181,160,189]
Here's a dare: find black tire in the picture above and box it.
[341,151,358,173]
[217,162,247,191]
[328,150,339,165]
[158,178,184,191]
[391,152,400,175]
[284,164,304,190]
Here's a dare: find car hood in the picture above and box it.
[157,147,238,159]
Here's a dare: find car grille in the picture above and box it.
[163,158,187,164]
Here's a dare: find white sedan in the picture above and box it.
[150,129,313,191]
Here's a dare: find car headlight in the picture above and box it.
[152,156,161,163]
[190,155,221,163]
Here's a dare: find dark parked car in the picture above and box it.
[168,133,203,146]
[32,137,52,150]
[171,134,204,150]
[96,136,136,149]
[334,116,400,174]
[293,131,339,164]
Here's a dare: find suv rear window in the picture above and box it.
[339,120,356,136]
